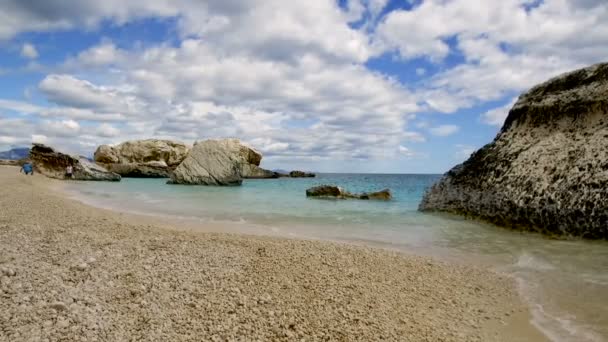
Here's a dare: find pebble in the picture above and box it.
[49,302,68,311]
[1,268,16,277]
[0,167,534,342]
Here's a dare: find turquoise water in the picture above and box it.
[62,174,608,342]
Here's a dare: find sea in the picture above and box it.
[61,173,608,342]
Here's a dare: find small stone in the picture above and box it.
[76,263,88,271]
[49,301,68,311]
[88,257,97,264]
[1,268,15,277]
[56,318,70,328]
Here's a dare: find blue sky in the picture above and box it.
[0,0,606,173]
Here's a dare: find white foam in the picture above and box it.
[515,252,555,271]
[516,277,603,342]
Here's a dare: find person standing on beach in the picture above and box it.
[65,164,74,179]
[20,162,34,175]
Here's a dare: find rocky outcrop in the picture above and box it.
[306,185,392,200]
[289,170,316,178]
[30,144,120,181]
[240,164,280,179]
[94,140,189,178]
[167,139,249,185]
[419,62,608,239]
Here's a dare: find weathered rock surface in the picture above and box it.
[94,140,189,178]
[419,62,608,239]
[306,185,392,200]
[240,164,280,179]
[289,170,316,178]
[30,144,120,181]
[168,139,242,185]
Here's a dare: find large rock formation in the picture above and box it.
[419,62,608,239]
[94,140,189,178]
[30,144,120,181]
[306,185,392,200]
[168,139,275,185]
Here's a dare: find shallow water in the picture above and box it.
[62,174,608,342]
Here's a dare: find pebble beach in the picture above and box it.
[0,166,546,341]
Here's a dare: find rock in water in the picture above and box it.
[167,139,245,185]
[306,185,392,200]
[29,144,121,181]
[94,139,189,178]
[306,185,344,197]
[419,62,608,239]
[240,164,280,179]
[289,170,316,177]
[168,139,278,184]
[360,189,392,200]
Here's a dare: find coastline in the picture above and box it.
[0,166,547,341]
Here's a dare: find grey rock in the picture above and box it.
[419,62,608,239]
[94,139,189,178]
[240,164,280,179]
[306,185,392,200]
[49,302,67,311]
[29,144,120,181]
[169,139,278,184]
[168,139,245,186]
[289,170,316,178]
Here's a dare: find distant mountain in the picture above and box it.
[0,147,30,160]
[272,169,289,174]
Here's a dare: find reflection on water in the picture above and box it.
[62,174,608,342]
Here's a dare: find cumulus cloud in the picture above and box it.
[429,124,459,137]
[380,0,608,112]
[20,43,38,59]
[481,97,518,126]
[1,0,607,169]
[454,144,476,161]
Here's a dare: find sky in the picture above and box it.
[0,0,606,173]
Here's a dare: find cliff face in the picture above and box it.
[419,62,608,239]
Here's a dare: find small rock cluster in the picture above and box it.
[306,185,392,200]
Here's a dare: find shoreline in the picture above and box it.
[0,166,547,341]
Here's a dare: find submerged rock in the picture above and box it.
[419,62,608,239]
[29,143,120,181]
[306,185,392,200]
[94,139,189,178]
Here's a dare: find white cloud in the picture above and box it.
[38,74,143,115]
[429,124,459,137]
[398,145,415,158]
[1,1,607,170]
[20,43,38,59]
[379,0,608,112]
[454,144,476,161]
[481,97,518,126]
[95,123,120,138]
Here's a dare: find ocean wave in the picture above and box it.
[515,252,555,271]
[516,278,603,342]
